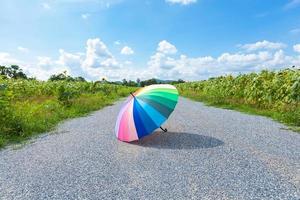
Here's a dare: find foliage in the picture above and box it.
[140,78,158,87]
[112,78,185,87]
[0,77,136,148]
[0,83,23,140]
[0,65,28,79]
[49,71,86,82]
[176,68,300,128]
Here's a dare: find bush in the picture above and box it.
[176,68,300,127]
[0,77,137,147]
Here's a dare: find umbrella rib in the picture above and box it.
[136,96,172,118]
[134,99,164,130]
[133,99,160,138]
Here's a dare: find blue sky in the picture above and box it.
[0,0,300,80]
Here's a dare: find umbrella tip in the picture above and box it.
[130,92,135,98]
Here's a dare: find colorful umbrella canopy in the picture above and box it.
[115,84,179,142]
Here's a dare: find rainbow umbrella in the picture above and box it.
[115,84,179,142]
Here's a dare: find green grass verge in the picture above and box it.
[0,90,135,148]
[180,92,300,133]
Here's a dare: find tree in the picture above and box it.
[74,76,86,82]
[48,71,86,82]
[127,80,138,87]
[136,78,141,86]
[0,66,7,77]
[140,78,157,87]
[170,79,185,84]
[0,65,27,79]
[177,79,185,83]
[49,73,69,81]
[122,79,128,86]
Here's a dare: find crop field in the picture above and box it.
[0,78,136,147]
[176,68,300,129]
[1,68,299,148]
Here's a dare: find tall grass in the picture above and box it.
[176,68,300,130]
[0,78,136,147]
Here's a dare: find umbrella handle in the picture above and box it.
[160,126,168,132]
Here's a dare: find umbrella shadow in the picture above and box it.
[130,132,224,150]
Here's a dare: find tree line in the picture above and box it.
[0,65,185,86]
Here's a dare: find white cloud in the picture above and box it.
[0,53,59,80]
[33,56,69,80]
[2,39,300,81]
[31,38,129,81]
[87,38,111,58]
[81,13,90,19]
[82,38,113,70]
[42,3,51,9]
[166,0,197,5]
[294,44,300,53]
[1,39,126,80]
[124,61,132,65]
[100,57,119,68]
[0,52,23,66]
[157,40,177,54]
[37,56,53,69]
[240,40,286,51]
[17,46,29,53]
[146,41,300,80]
[121,46,134,55]
[57,49,85,76]
[82,39,118,71]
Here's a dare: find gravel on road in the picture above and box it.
[0,97,299,200]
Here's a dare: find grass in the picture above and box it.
[0,85,136,148]
[180,91,300,133]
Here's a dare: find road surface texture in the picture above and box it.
[0,97,299,200]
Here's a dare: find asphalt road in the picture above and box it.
[0,97,299,200]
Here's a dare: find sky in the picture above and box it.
[0,0,300,81]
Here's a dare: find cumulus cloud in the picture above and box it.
[1,39,300,81]
[0,52,23,66]
[124,61,132,65]
[240,40,286,51]
[56,49,85,77]
[34,56,69,80]
[86,38,111,58]
[166,0,197,5]
[157,40,177,54]
[1,39,123,80]
[293,44,300,53]
[82,38,117,70]
[37,56,53,69]
[146,40,300,80]
[121,46,134,55]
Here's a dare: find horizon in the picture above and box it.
[1,0,300,81]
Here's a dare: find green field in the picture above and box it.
[0,78,136,148]
[176,68,300,131]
